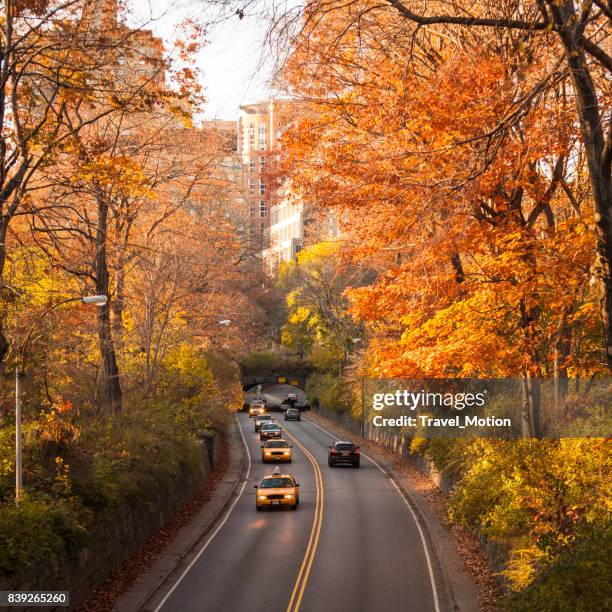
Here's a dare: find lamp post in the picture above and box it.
[15,294,107,507]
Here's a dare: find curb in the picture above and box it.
[115,418,248,612]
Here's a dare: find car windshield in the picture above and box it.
[265,440,289,448]
[260,478,293,488]
[261,424,280,430]
[257,415,272,420]
[336,443,355,451]
[287,409,298,413]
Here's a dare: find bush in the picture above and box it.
[238,349,310,376]
[446,438,611,596]
[305,371,351,413]
[504,523,612,611]
[0,496,90,575]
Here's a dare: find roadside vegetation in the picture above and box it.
[0,347,243,577]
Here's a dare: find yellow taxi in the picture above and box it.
[248,400,265,417]
[254,473,300,510]
[261,439,293,463]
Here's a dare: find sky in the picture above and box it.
[127,1,277,120]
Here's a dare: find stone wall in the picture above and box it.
[0,434,220,610]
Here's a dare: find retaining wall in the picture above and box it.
[0,434,220,610]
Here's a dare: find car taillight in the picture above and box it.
[355,448,360,454]
[330,449,337,454]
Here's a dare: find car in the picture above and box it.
[281,393,298,411]
[328,440,360,468]
[261,439,293,463]
[254,414,274,432]
[254,395,267,406]
[254,473,300,510]
[260,423,282,442]
[248,400,265,418]
[284,408,301,421]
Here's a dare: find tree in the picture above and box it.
[0,0,167,366]
[211,0,612,368]
[279,241,369,359]
[260,0,607,434]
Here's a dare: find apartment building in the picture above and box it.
[237,99,297,250]
[264,187,304,270]
[200,120,247,237]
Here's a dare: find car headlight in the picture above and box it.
[258,495,266,500]
[284,494,293,499]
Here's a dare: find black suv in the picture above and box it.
[328,441,360,468]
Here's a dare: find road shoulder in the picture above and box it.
[113,418,246,612]
[305,411,483,612]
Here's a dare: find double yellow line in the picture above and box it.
[283,427,324,612]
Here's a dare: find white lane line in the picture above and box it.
[153,414,252,612]
[303,416,441,612]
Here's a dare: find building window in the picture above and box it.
[259,201,266,217]
[259,181,266,195]
[249,159,255,172]
[250,201,255,214]
[260,223,265,235]
[249,178,255,192]
[248,125,255,146]
[259,155,265,167]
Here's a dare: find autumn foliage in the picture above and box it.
[270,0,612,605]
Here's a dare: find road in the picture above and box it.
[155,384,440,612]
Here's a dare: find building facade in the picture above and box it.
[237,100,296,250]
[263,188,304,270]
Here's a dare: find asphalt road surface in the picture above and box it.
[155,384,440,612]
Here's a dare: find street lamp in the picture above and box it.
[15,294,107,507]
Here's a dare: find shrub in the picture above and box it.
[306,371,351,413]
[504,523,612,611]
[0,344,241,579]
[0,496,90,575]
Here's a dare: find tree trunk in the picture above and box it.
[112,250,126,346]
[550,1,612,369]
[95,194,122,413]
[553,312,571,415]
[520,374,541,438]
[0,219,9,367]
[0,321,8,367]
